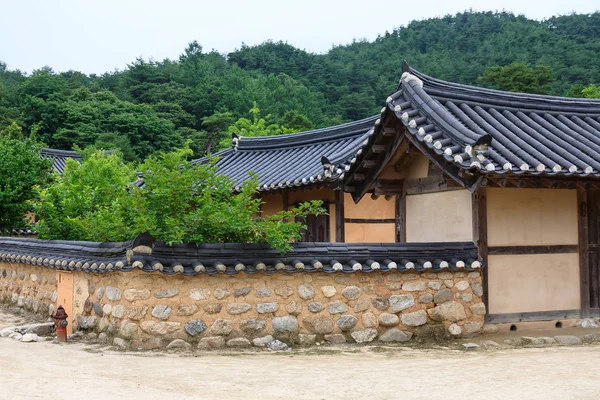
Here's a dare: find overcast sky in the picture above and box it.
[1,0,597,75]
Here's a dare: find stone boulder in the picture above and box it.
[427,301,466,322]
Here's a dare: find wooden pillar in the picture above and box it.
[472,187,489,319]
[577,185,590,318]
[335,190,345,242]
[395,191,406,242]
[282,192,289,212]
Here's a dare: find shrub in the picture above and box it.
[35,146,324,251]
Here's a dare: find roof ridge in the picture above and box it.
[234,115,378,150]
[409,67,600,111]
[40,147,83,158]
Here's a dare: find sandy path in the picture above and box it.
[1,336,600,400]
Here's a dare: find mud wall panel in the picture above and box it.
[487,253,580,314]
[344,223,395,242]
[487,188,578,246]
[406,190,473,242]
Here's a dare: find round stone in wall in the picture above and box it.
[298,285,315,300]
[400,310,427,326]
[433,288,453,304]
[226,303,252,315]
[155,288,179,299]
[240,318,266,334]
[336,315,358,331]
[378,313,399,327]
[327,301,348,314]
[234,288,252,297]
[214,288,231,300]
[341,286,361,300]
[124,289,151,302]
[351,328,378,343]
[151,305,172,320]
[177,304,199,317]
[285,301,302,316]
[111,305,125,318]
[372,297,390,311]
[303,316,334,334]
[320,286,336,298]
[189,288,210,300]
[256,286,271,298]
[257,302,280,314]
[448,323,462,336]
[389,295,414,313]
[105,287,121,301]
[308,302,324,313]
[272,316,298,333]
[185,320,208,336]
[208,319,233,336]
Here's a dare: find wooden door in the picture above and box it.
[587,191,600,316]
[56,271,74,334]
[297,203,330,242]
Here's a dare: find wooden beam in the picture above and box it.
[374,179,404,196]
[578,186,590,318]
[335,190,345,243]
[396,192,406,243]
[472,187,489,321]
[404,175,462,195]
[372,144,387,153]
[382,127,397,137]
[344,218,396,224]
[488,245,578,255]
[487,309,581,324]
[282,192,289,212]
[362,159,377,168]
[488,177,588,190]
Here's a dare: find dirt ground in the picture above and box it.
[1,310,600,400]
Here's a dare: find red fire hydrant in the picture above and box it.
[54,305,68,343]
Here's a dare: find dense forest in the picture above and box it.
[1,11,599,161]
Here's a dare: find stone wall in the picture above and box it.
[0,263,57,318]
[0,261,485,349]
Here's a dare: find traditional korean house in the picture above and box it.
[40,148,81,174]
[210,61,600,325]
[2,63,598,347]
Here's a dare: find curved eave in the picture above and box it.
[388,67,600,178]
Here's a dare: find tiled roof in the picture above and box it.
[386,62,600,177]
[0,235,481,275]
[40,148,81,174]
[198,116,378,192]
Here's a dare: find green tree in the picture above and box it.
[35,147,324,251]
[34,148,137,240]
[582,84,600,99]
[0,137,52,230]
[479,62,554,94]
[219,102,283,149]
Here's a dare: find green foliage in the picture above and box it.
[1,11,599,159]
[34,148,137,240]
[479,62,553,94]
[35,147,325,251]
[582,84,600,99]
[0,137,52,230]
[220,102,283,148]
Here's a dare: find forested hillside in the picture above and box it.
[1,11,599,160]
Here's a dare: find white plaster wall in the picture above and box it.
[406,190,473,242]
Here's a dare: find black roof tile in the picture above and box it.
[196,116,378,192]
[40,148,81,174]
[381,65,600,177]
